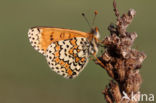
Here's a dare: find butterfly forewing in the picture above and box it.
[28,27,89,55]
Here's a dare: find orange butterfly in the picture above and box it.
[28,11,102,78]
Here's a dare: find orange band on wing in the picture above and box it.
[38,27,90,52]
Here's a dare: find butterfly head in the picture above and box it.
[90,26,100,39]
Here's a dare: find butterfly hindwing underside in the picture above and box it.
[46,37,90,78]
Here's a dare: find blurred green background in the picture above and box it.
[0,0,155,103]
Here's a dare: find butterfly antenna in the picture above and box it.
[81,13,92,29]
[92,10,98,26]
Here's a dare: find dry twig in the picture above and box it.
[96,0,146,103]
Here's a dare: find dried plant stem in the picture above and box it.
[96,0,146,103]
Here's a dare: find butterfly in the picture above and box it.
[28,11,102,79]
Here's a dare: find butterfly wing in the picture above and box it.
[46,37,90,78]
[28,27,89,55]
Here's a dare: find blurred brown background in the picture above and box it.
[0,0,155,103]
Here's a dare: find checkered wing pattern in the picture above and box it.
[46,37,90,78]
[28,28,46,55]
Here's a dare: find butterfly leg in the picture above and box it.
[92,52,105,68]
